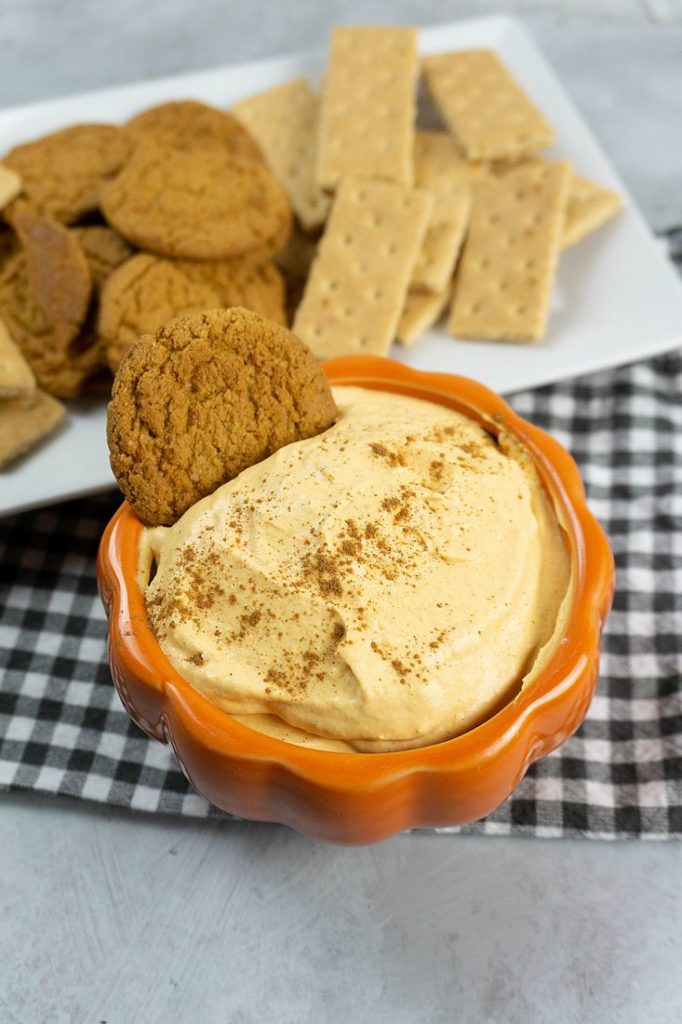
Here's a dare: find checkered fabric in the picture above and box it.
[1,347,680,837]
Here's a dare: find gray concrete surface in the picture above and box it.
[1,792,682,1024]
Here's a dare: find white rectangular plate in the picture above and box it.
[2,15,681,517]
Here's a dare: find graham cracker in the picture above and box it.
[422,49,554,161]
[293,179,432,358]
[232,78,330,231]
[396,285,452,347]
[0,162,21,210]
[449,160,570,343]
[562,173,621,248]
[0,315,36,397]
[411,132,472,294]
[0,389,65,467]
[316,26,418,191]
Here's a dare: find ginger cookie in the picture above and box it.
[36,326,105,399]
[100,253,286,371]
[100,254,223,372]
[100,146,292,260]
[0,253,56,370]
[126,100,262,163]
[72,225,135,291]
[0,228,18,273]
[0,253,102,398]
[107,307,337,526]
[12,204,92,345]
[203,260,286,322]
[4,124,133,224]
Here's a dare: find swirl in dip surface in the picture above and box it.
[142,386,571,752]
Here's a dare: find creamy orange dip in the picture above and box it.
[141,386,572,752]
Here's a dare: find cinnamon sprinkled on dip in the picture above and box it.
[141,387,571,752]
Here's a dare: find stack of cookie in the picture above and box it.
[232,28,621,356]
[98,101,291,371]
[0,102,291,442]
[0,163,63,464]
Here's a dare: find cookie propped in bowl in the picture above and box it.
[107,307,338,527]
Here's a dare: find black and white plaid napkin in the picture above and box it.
[1,343,680,837]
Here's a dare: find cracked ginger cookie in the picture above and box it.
[126,100,263,162]
[100,146,292,261]
[4,124,132,224]
[99,253,286,371]
[107,307,338,526]
[72,225,135,292]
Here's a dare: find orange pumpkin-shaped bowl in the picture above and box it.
[97,356,614,844]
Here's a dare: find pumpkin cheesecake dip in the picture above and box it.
[140,385,572,753]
